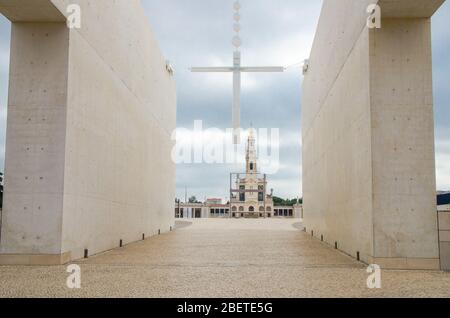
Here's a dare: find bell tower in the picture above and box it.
[246,129,257,175]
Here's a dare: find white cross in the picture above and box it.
[190,1,284,144]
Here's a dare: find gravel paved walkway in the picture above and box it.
[1,219,449,298]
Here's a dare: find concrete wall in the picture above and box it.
[1,22,70,260]
[369,17,439,268]
[439,206,450,270]
[0,0,176,264]
[302,0,444,270]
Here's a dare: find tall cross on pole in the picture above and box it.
[190,1,285,144]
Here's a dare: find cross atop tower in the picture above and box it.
[190,1,285,144]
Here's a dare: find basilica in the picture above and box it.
[229,129,274,218]
[175,129,302,219]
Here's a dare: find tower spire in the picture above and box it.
[246,128,257,174]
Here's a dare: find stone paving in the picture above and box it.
[0,219,450,298]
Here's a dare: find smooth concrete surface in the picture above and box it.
[439,211,450,270]
[440,231,450,242]
[1,219,450,298]
[1,22,70,257]
[0,0,65,22]
[440,242,450,271]
[0,252,71,266]
[0,0,176,264]
[439,212,450,230]
[379,0,445,18]
[370,17,439,265]
[302,0,444,269]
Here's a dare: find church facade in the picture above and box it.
[175,129,302,219]
[230,129,274,218]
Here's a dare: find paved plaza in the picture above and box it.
[0,219,449,298]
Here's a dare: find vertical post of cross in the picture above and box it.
[190,1,284,145]
[233,51,241,144]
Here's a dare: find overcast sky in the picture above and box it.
[0,0,449,201]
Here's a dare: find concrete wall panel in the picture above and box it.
[1,23,69,255]
[0,0,65,22]
[379,0,445,18]
[303,26,373,262]
[370,18,438,259]
[302,0,444,269]
[439,212,450,270]
[0,0,176,264]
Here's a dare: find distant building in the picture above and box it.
[175,202,204,219]
[175,201,230,219]
[175,129,302,219]
[175,201,302,219]
[437,192,450,206]
[205,198,223,205]
[274,204,303,218]
[230,129,274,218]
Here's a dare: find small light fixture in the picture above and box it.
[302,59,310,75]
[166,60,174,76]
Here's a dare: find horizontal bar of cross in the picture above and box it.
[190,66,285,73]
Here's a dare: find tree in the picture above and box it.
[272,196,284,206]
[188,196,200,203]
[273,196,301,207]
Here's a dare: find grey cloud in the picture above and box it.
[141,0,316,199]
[0,1,448,197]
[145,0,450,198]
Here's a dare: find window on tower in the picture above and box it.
[239,185,245,202]
[250,162,254,171]
[258,185,264,202]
